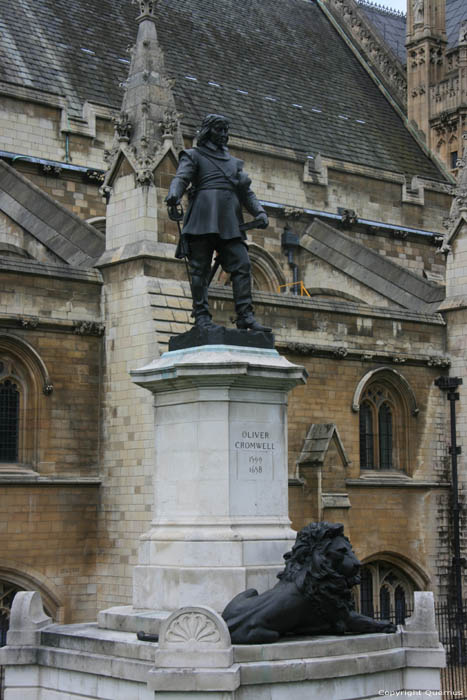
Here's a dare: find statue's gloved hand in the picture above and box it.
[256,212,269,229]
[165,193,180,206]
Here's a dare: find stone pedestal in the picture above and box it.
[0,591,445,700]
[129,344,307,611]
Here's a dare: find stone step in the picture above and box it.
[41,622,156,662]
[97,605,170,634]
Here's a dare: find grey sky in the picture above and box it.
[381,0,407,12]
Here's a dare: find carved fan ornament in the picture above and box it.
[165,612,222,645]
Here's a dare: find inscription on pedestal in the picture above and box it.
[232,428,277,481]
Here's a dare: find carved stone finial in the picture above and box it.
[448,132,467,222]
[133,0,159,20]
[159,109,182,140]
[459,20,467,45]
[113,111,132,143]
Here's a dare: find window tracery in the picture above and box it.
[0,357,26,465]
[359,383,398,470]
[356,561,416,624]
[0,337,52,471]
[356,369,417,474]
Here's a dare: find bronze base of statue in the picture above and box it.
[168,324,275,352]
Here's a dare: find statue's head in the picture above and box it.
[197,114,229,148]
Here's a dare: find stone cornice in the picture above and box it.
[0,475,101,485]
[210,286,446,325]
[0,314,105,336]
[0,256,103,283]
[322,0,407,109]
[275,340,450,368]
[346,477,450,488]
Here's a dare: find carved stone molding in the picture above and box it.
[447,132,467,227]
[113,110,132,143]
[460,20,467,46]
[427,356,451,368]
[159,109,182,140]
[19,317,39,329]
[328,0,407,108]
[85,169,105,184]
[72,321,105,336]
[279,341,450,368]
[412,0,424,25]
[283,206,303,219]
[40,164,62,177]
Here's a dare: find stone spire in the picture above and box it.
[406,0,447,147]
[102,0,183,192]
[100,0,183,254]
[447,133,467,227]
[440,133,467,288]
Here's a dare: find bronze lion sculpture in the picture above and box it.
[222,521,397,644]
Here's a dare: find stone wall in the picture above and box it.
[96,260,159,610]
[16,165,106,223]
[0,96,113,169]
[0,268,102,621]
[0,485,99,622]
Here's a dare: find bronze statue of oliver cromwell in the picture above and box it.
[165,114,271,332]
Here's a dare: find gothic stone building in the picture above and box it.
[0,0,466,626]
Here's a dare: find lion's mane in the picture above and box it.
[277,521,358,618]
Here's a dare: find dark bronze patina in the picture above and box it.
[166,114,271,333]
[222,522,397,644]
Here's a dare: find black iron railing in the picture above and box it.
[371,601,467,700]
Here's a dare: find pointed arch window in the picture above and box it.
[356,561,416,624]
[378,402,393,469]
[359,401,374,468]
[0,378,20,462]
[380,585,391,620]
[0,336,53,472]
[359,566,374,617]
[358,382,406,471]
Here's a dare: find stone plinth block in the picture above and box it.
[130,345,307,611]
[402,591,443,650]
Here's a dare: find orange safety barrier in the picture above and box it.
[277,281,311,297]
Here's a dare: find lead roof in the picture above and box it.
[0,0,447,180]
[358,0,467,56]
[446,0,467,49]
[357,1,406,64]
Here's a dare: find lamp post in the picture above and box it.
[435,375,465,661]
